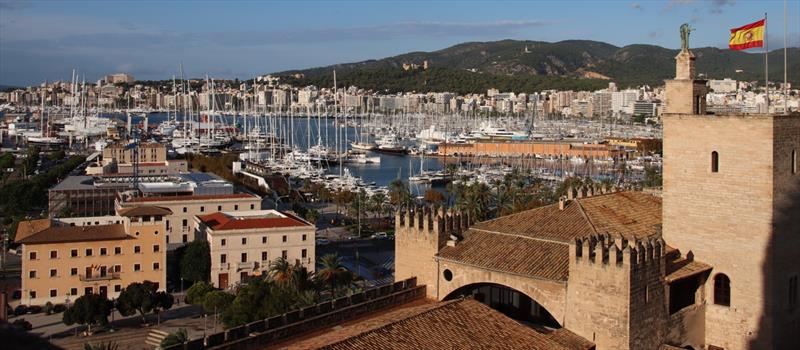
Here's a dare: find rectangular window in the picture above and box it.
[200,206,205,212]
[261,251,268,261]
[262,236,267,244]
[153,244,160,253]
[302,249,307,258]
[134,264,141,272]
[50,289,57,297]
[182,219,188,227]
[70,288,78,296]
[153,262,160,270]
[217,205,222,211]
[250,204,255,210]
[235,204,239,210]
[30,290,36,299]
[143,215,151,222]
[241,237,247,245]
[115,285,122,292]
[182,234,188,243]
[134,246,141,254]
[85,248,93,257]
[302,234,307,241]
[84,287,92,295]
[282,250,288,259]
[183,207,187,213]
[166,236,170,244]
[114,265,121,273]
[282,235,287,243]
[221,239,226,246]
[29,270,36,278]
[220,254,227,263]
[50,269,57,277]
[50,250,58,259]
[71,268,78,276]
[71,249,78,257]
[114,247,121,255]
[29,251,37,260]
[241,253,247,263]
[100,248,107,256]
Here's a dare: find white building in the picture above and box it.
[196,210,316,289]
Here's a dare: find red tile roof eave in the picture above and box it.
[19,235,134,245]
[197,212,311,231]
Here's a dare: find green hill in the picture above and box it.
[276,39,799,93]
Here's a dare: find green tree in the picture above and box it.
[388,179,413,210]
[369,192,387,218]
[180,240,210,283]
[202,290,234,315]
[185,281,213,305]
[116,281,172,325]
[63,293,112,335]
[304,208,321,224]
[423,189,445,206]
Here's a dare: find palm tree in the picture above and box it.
[369,192,387,218]
[317,253,349,298]
[290,263,316,292]
[269,257,292,282]
[388,179,412,210]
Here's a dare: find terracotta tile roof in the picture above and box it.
[320,299,590,350]
[437,230,569,281]
[547,328,596,350]
[666,256,713,283]
[16,224,129,244]
[15,219,53,242]
[117,206,173,217]
[472,191,662,242]
[577,191,662,240]
[198,211,310,231]
[472,201,594,243]
[125,193,258,203]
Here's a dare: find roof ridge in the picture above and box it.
[573,198,600,236]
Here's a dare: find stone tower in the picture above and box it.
[394,207,469,299]
[662,47,800,349]
[565,234,666,350]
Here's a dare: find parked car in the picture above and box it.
[371,232,388,240]
[315,238,330,246]
[27,305,43,314]
[14,305,28,316]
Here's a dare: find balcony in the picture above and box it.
[79,273,121,282]
[237,261,256,270]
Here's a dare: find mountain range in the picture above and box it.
[276,39,799,94]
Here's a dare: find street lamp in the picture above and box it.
[109,298,116,332]
[180,277,184,304]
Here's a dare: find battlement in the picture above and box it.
[565,182,629,201]
[395,206,472,242]
[572,233,665,269]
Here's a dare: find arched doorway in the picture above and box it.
[444,283,560,329]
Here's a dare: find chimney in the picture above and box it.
[559,196,567,210]
[567,186,574,200]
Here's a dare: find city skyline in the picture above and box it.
[1,0,798,86]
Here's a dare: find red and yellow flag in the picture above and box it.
[729,19,765,50]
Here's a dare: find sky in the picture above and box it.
[1,0,798,86]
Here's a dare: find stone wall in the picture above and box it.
[564,234,665,350]
[663,113,800,349]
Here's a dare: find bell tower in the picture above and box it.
[662,27,800,350]
[664,49,708,115]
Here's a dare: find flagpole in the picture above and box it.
[784,0,788,114]
[765,12,769,114]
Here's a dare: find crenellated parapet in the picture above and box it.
[395,206,472,248]
[571,233,665,270]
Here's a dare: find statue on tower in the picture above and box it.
[680,23,693,52]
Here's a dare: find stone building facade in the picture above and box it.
[394,47,799,350]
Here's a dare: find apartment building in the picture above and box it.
[117,193,262,250]
[195,210,315,289]
[15,206,169,305]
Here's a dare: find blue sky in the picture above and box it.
[1,0,797,86]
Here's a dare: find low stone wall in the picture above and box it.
[163,277,422,350]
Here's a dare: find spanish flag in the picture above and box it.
[729,19,765,50]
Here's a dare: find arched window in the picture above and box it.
[792,149,797,174]
[714,274,730,306]
[711,151,719,173]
